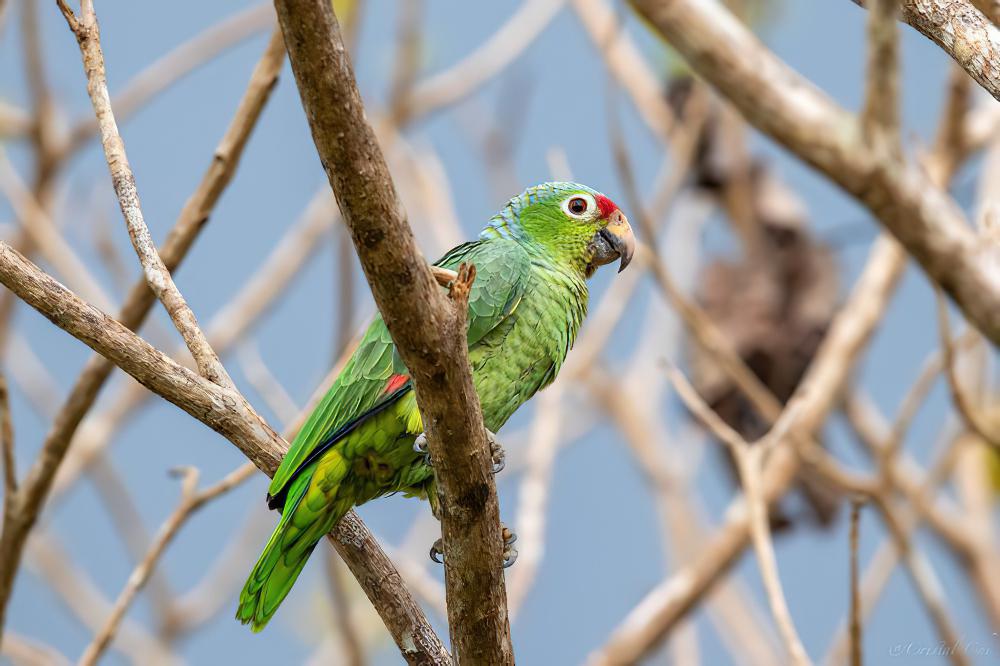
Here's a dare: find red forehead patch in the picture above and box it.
[595,194,618,218]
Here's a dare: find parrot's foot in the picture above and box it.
[414,430,505,475]
[487,430,505,475]
[413,433,431,466]
[427,526,518,567]
[429,538,445,564]
[501,524,518,568]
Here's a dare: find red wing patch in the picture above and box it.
[595,194,618,219]
[383,373,410,395]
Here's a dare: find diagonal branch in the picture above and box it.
[273,0,512,662]
[78,464,256,666]
[0,240,450,663]
[59,0,233,388]
[631,0,1000,346]
[850,0,1000,102]
[667,367,811,666]
[0,25,285,642]
[588,235,904,665]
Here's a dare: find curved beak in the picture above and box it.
[590,209,636,274]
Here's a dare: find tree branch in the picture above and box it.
[631,0,1000,346]
[60,1,234,388]
[272,0,512,662]
[0,240,450,663]
[588,235,904,665]
[850,0,1000,102]
[78,464,256,665]
[0,25,285,641]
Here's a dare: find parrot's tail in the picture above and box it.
[236,470,343,632]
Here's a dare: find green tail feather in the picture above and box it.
[237,470,331,632]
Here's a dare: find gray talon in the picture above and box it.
[487,430,505,475]
[429,538,444,564]
[501,524,517,568]
[414,433,431,466]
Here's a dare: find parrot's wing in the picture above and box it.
[266,318,409,504]
[435,239,531,346]
[267,239,530,504]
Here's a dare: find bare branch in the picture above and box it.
[405,0,567,118]
[59,3,234,388]
[0,27,286,638]
[273,1,511,661]
[79,464,256,665]
[589,236,904,665]
[849,500,863,666]
[935,292,1000,450]
[861,0,900,155]
[59,3,274,158]
[631,0,1000,345]
[667,366,811,666]
[0,240,449,663]
[0,373,14,509]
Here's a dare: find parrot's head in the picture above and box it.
[482,182,635,278]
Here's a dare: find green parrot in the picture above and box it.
[237,182,635,631]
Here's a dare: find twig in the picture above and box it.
[49,189,335,497]
[840,397,989,659]
[0,373,14,510]
[166,509,271,635]
[333,224,357,360]
[26,533,177,664]
[667,366,812,666]
[87,455,178,637]
[588,236,904,665]
[861,0,900,155]
[238,341,300,425]
[1,631,70,666]
[507,385,563,618]
[59,3,275,158]
[572,0,676,144]
[274,1,509,661]
[0,151,115,312]
[78,464,256,665]
[405,0,567,118]
[59,1,234,389]
[849,500,863,666]
[387,0,425,125]
[935,291,1000,450]
[590,364,785,666]
[0,27,286,638]
[323,549,366,666]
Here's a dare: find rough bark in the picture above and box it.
[273,1,513,662]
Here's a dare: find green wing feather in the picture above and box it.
[267,237,530,504]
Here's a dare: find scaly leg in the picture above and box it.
[429,523,518,568]
[414,429,505,475]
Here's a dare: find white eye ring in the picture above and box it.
[561,193,596,219]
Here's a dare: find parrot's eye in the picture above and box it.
[561,194,595,219]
